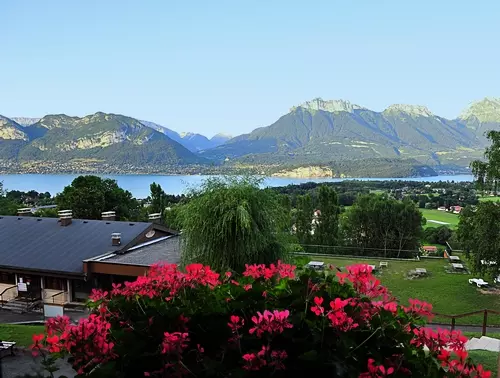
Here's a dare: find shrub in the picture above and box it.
[32,263,491,377]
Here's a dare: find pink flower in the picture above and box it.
[404,298,434,321]
[249,310,293,338]
[242,353,266,370]
[311,296,325,316]
[161,332,189,355]
[228,315,244,332]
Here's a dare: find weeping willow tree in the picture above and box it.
[179,176,290,272]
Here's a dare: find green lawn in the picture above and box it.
[0,324,44,347]
[479,196,500,202]
[297,256,500,326]
[420,209,459,229]
[469,350,498,376]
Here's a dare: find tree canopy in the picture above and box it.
[471,130,500,191]
[56,175,140,220]
[314,185,340,246]
[179,176,289,272]
[457,202,500,278]
[343,195,424,257]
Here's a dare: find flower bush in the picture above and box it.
[32,262,491,377]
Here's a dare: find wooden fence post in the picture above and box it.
[482,310,488,336]
[451,317,456,332]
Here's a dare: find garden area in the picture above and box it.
[297,255,500,326]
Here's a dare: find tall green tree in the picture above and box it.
[314,185,340,246]
[344,195,424,257]
[56,175,140,220]
[0,182,18,215]
[457,203,500,278]
[460,130,500,277]
[471,130,500,192]
[150,182,168,216]
[179,176,289,272]
[295,194,314,245]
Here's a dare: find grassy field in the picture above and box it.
[469,350,499,376]
[0,324,44,347]
[297,255,500,326]
[479,196,500,202]
[420,209,460,229]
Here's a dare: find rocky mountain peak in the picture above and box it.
[459,97,500,123]
[292,98,366,113]
[383,104,434,117]
[11,117,40,126]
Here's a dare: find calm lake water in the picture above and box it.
[0,174,474,199]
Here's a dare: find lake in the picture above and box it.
[0,174,475,198]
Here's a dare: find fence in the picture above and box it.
[297,244,420,259]
[432,309,500,336]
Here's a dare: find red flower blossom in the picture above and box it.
[161,332,189,355]
[242,352,266,371]
[89,288,108,302]
[228,315,244,332]
[243,261,296,281]
[359,358,395,377]
[404,298,434,321]
[311,296,325,316]
[249,310,293,338]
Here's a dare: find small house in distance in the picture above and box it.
[0,210,180,316]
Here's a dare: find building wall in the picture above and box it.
[86,262,149,277]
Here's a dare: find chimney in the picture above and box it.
[58,210,73,227]
[111,232,121,246]
[102,211,116,221]
[17,208,32,217]
[148,213,162,223]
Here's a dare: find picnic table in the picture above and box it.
[449,256,461,262]
[379,261,388,268]
[451,263,465,270]
[0,341,16,356]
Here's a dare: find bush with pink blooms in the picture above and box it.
[31,262,491,377]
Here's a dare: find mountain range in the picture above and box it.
[202,97,500,168]
[1,113,205,166]
[1,97,500,176]
[11,117,231,153]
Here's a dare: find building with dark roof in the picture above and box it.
[0,211,180,310]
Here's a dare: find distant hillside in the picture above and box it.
[140,120,231,152]
[0,113,206,166]
[202,98,499,166]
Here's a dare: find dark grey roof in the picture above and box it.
[98,235,181,266]
[0,216,152,274]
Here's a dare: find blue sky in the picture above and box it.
[2,0,499,137]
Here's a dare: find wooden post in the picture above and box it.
[483,310,488,336]
[496,352,500,378]
[451,317,456,331]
